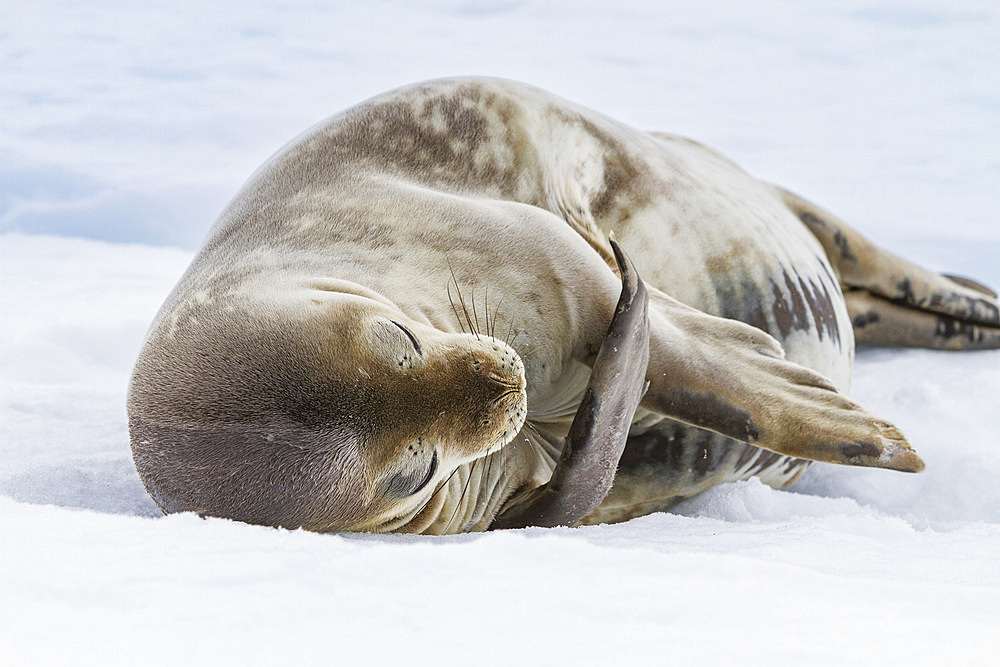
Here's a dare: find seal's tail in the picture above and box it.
[777,187,1000,350]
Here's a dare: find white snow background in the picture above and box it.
[2,1,999,664]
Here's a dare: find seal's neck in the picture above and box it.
[392,426,559,534]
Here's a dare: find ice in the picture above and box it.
[2,2,998,663]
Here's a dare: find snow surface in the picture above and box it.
[2,1,999,664]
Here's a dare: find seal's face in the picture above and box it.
[129,289,527,532]
[312,297,528,528]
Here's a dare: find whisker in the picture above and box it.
[484,284,491,340]
[500,440,507,508]
[508,326,527,349]
[491,296,505,340]
[504,316,516,346]
[517,344,541,360]
[428,460,463,512]
[448,259,479,339]
[456,275,479,339]
[470,273,482,337]
[446,281,467,334]
[521,422,547,450]
[448,458,478,532]
[480,447,492,525]
[446,259,468,333]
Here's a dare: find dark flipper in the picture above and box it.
[847,289,1000,350]
[490,239,650,529]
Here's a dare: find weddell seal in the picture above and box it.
[128,77,1000,534]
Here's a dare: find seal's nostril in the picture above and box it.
[488,371,522,389]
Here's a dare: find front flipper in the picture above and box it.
[490,240,650,529]
[638,288,925,473]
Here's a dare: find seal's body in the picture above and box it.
[129,78,1000,534]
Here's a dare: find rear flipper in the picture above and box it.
[779,187,1000,349]
[847,289,1000,350]
[940,274,998,299]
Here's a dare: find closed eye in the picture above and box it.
[412,450,438,495]
[390,320,422,356]
[382,450,438,498]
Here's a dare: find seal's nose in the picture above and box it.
[482,339,525,391]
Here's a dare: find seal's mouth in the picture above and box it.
[482,339,527,454]
[485,388,527,455]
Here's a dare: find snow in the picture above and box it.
[2,1,999,664]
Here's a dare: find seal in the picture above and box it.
[128,77,1000,534]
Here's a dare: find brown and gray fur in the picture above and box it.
[128,77,1000,534]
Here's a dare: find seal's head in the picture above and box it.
[128,287,527,532]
